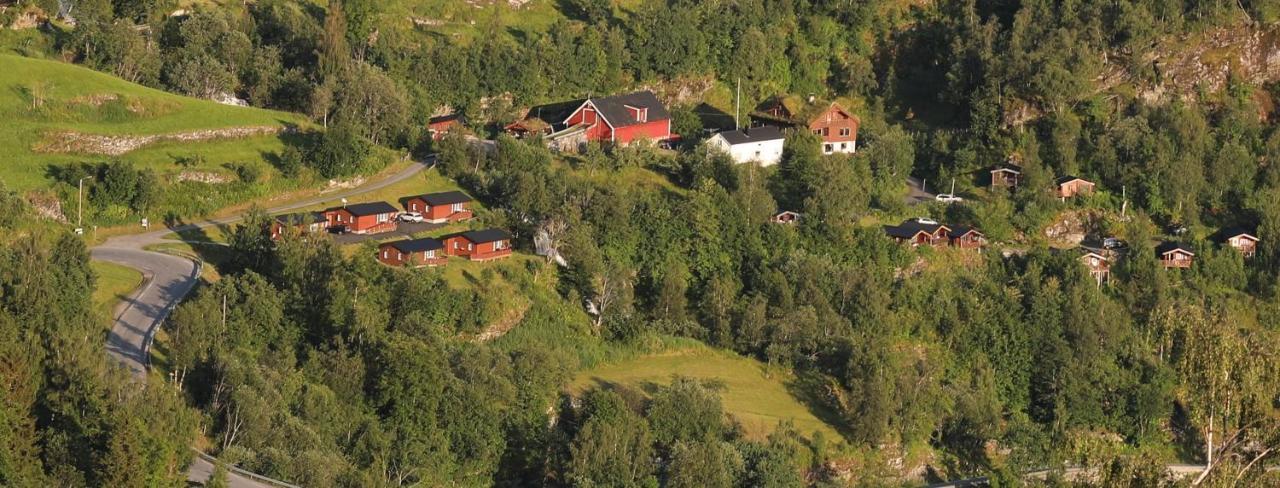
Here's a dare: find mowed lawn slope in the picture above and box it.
[0,54,304,190]
[570,346,843,441]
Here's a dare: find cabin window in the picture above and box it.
[397,252,403,260]
[468,243,474,251]
[451,203,463,212]
[426,250,435,258]
[377,213,389,223]
[382,250,388,259]
[494,240,508,250]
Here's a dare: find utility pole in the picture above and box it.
[77,175,92,234]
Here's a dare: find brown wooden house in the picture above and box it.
[428,113,466,141]
[1220,229,1260,258]
[1056,176,1095,199]
[883,218,951,247]
[948,226,986,250]
[751,96,859,155]
[1157,242,1194,269]
[1081,251,1110,286]
[270,212,327,240]
[990,163,1022,189]
[771,211,802,224]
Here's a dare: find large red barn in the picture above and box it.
[560,91,672,146]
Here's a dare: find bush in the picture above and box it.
[275,146,305,178]
[227,162,263,183]
[308,124,370,178]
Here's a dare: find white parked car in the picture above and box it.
[398,212,425,223]
[935,193,964,203]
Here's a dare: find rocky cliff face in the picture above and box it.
[1107,23,1280,102]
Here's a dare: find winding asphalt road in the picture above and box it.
[91,158,430,487]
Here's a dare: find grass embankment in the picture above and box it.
[570,345,844,441]
[90,260,144,328]
[0,54,303,191]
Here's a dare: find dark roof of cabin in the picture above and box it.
[1217,227,1259,241]
[990,163,1022,174]
[429,113,464,125]
[461,229,511,244]
[524,99,586,124]
[584,91,671,127]
[950,225,983,237]
[384,238,443,253]
[339,201,399,216]
[273,212,324,225]
[1156,242,1195,256]
[715,126,785,145]
[883,219,950,239]
[413,191,473,206]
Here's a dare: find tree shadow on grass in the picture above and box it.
[782,369,857,443]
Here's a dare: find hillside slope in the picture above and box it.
[0,54,304,190]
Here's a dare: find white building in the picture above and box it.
[707,126,786,166]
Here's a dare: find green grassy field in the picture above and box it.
[570,345,844,441]
[0,54,304,191]
[90,260,144,328]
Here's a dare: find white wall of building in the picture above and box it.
[708,135,786,166]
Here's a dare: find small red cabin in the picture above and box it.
[404,191,474,224]
[1157,242,1194,269]
[323,202,399,235]
[561,91,672,145]
[270,212,327,240]
[378,238,447,268]
[442,229,513,261]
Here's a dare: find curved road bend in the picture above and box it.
[92,159,430,487]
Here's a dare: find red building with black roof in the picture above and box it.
[559,91,672,145]
[442,229,513,261]
[322,201,399,235]
[403,191,474,223]
[378,238,447,267]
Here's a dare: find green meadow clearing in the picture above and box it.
[0,54,303,191]
[570,345,844,441]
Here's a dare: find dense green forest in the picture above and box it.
[4,0,1280,486]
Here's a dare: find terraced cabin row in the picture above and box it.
[376,229,513,267]
[269,191,476,239]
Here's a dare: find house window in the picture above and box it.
[451,203,463,212]
[822,128,830,136]
[824,144,832,152]
[839,128,851,137]
[397,252,403,260]
[377,213,389,223]
[494,240,508,250]
[468,243,474,251]
[840,143,847,150]
[426,250,435,258]
[812,129,821,135]
[382,250,388,259]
